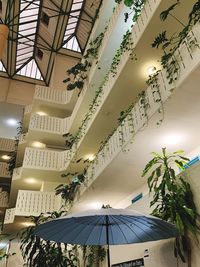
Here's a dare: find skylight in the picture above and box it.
[0,61,6,72]
[62,0,83,52]
[16,0,40,71]
[16,59,43,80]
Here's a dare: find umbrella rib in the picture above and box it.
[117,215,156,241]
[113,215,144,243]
[110,215,129,243]
[72,215,104,245]
[129,216,176,237]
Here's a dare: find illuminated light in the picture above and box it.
[21,222,35,227]
[87,202,103,210]
[1,155,11,160]
[162,133,185,146]
[147,66,157,76]
[36,111,47,116]
[25,178,37,184]
[31,141,46,148]
[6,118,18,127]
[85,154,95,162]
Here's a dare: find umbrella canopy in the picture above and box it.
[35,208,177,245]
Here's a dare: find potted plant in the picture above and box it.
[142,148,200,267]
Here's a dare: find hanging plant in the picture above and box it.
[142,148,200,266]
[152,1,200,85]
[55,170,87,204]
[110,30,136,77]
[8,121,23,174]
[115,0,147,22]
[63,26,108,94]
[147,71,164,126]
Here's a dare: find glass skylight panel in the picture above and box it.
[16,0,40,72]
[62,0,84,51]
[17,59,43,80]
[0,61,6,72]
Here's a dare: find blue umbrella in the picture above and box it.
[35,208,177,266]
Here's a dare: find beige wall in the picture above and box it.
[0,54,79,107]
[0,77,35,106]
[50,54,79,91]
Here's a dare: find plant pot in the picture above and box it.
[0,24,9,59]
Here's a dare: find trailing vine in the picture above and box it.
[55,170,87,205]
[115,0,147,23]
[8,121,23,175]
[110,30,136,77]
[63,26,108,94]
[147,70,164,126]
[152,1,200,85]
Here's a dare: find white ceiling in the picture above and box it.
[0,102,24,139]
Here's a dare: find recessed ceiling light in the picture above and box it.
[1,155,11,160]
[21,222,35,227]
[85,154,95,161]
[147,66,157,76]
[36,111,47,116]
[162,133,185,146]
[6,118,18,127]
[25,178,37,184]
[31,141,46,148]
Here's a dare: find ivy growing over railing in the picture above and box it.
[152,0,200,85]
[8,121,23,175]
[115,0,147,22]
[63,26,108,94]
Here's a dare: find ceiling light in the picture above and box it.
[162,133,185,146]
[36,111,47,116]
[31,141,46,148]
[147,66,157,76]
[6,118,18,127]
[87,202,103,210]
[85,154,95,161]
[21,222,35,227]
[25,178,37,184]
[1,155,11,160]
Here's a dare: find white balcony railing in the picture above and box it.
[29,114,70,135]
[0,138,15,152]
[77,23,200,197]
[34,86,69,104]
[0,188,9,207]
[4,208,15,224]
[22,147,70,171]
[15,190,62,217]
[4,191,62,224]
[0,162,11,178]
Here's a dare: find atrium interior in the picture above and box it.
[0,0,200,266]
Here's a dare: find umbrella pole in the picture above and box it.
[106,215,111,267]
[107,245,111,267]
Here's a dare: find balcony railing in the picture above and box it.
[29,114,70,135]
[0,162,11,178]
[15,190,62,216]
[76,23,200,198]
[34,86,69,104]
[22,147,70,172]
[0,138,15,152]
[0,189,9,207]
[4,190,62,224]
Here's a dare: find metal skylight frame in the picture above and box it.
[62,0,84,52]
[15,0,42,81]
